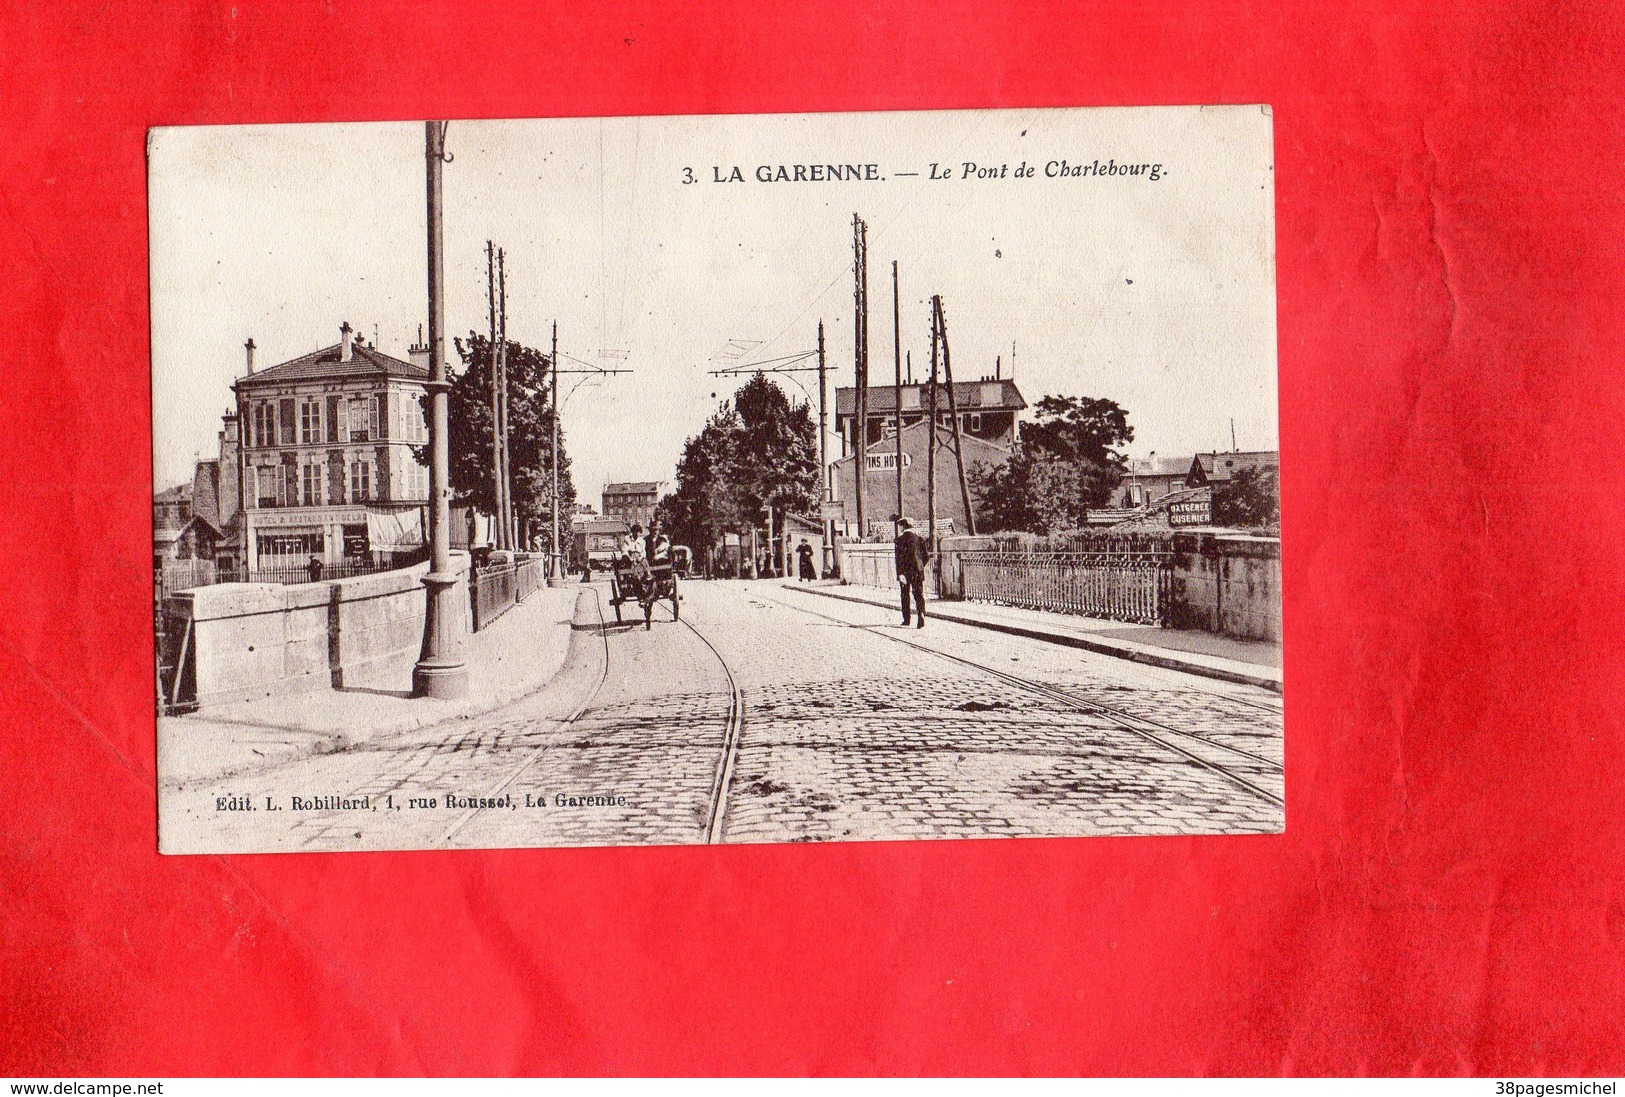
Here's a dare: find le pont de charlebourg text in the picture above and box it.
[682,159,1167,185]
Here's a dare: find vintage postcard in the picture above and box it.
[151,106,1281,854]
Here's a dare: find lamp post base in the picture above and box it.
[546,552,569,587]
[412,660,470,699]
[412,570,469,699]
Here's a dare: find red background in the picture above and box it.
[2,0,1622,1076]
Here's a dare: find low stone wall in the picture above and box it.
[161,552,470,710]
[1166,533,1281,642]
[836,542,941,597]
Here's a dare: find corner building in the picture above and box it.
[234,324,431,572]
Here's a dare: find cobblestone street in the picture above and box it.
[161,579,1283,852]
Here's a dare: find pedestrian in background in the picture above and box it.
[306,555,324,582]
[893,517,929,628]
[796,538,816,581]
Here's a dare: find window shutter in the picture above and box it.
[328,451,345,503]
[279,399,295,447]
[369,395,381,439]
[327,396,340,442]
[375,445,390,501]
[378,393,390,440]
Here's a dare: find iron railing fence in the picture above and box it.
[237,562,399,585]
[470,563,518,632]
[515,558,545,603]
[959,549,1174,626]
[159,559,218,593]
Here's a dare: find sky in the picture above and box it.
[149,106,1277,501]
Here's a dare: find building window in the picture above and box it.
[351,459,372,502]
[301,461,323,507]
[349,397,372,442]
[968,413,982,432]
[257,532,324,559]
[300,399,321,444]
[342,524,369,560]
[252,403,274,448]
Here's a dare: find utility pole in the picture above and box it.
[413,120,468,700]
[486,242,513,551]
[927,301,939,544]
[935,295,976,536]
[852,214,868,541]
[818,320,831,575]
[497,249,513,550]
[892,259,903,527]
[548,321,564,584]
[486,241,499,548]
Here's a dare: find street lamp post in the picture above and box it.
[413,120,470,700]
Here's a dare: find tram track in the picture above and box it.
[681,613,745,844]
[439,583,745,845]
[789,581,1284,717]
[439,587,613,844]
[756,589,1284,810]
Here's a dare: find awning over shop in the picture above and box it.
[366,507,425,553]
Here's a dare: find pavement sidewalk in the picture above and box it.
[159,585,587,789]
[782,580,1283,693]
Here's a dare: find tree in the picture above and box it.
[730,373,821,523]
[420,334,577,555]
[656,374,820,568]
[656,405,747,556]
[969,394,1133,533]
[1212,464,1279,530]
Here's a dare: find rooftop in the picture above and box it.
[603,481,664,495]
[835,378,1026,417]
[234,342,429,389]
[1193,451,1279,481]
[1126,454,1196,478]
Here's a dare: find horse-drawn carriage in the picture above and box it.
[609,558,680,629]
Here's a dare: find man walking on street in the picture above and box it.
[894,517,930,628]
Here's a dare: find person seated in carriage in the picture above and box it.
[645,523,672,571]
[619,524,652,582]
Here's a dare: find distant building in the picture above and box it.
[834,378,1026,454]
[1096,449,1280,530]
[231,323,432,571]
[1188,450,1279,485]
[602,481,665,529]
[1117,450,1279,508]
[1119,454,1198,508]
[829,379,1025,538]
[830,419,1011,538]
[154,483,193,530]
[573,516,629,572]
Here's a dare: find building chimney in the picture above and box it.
[408,323,431,370]
[244,337,255,375]
[340,321,354,362]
